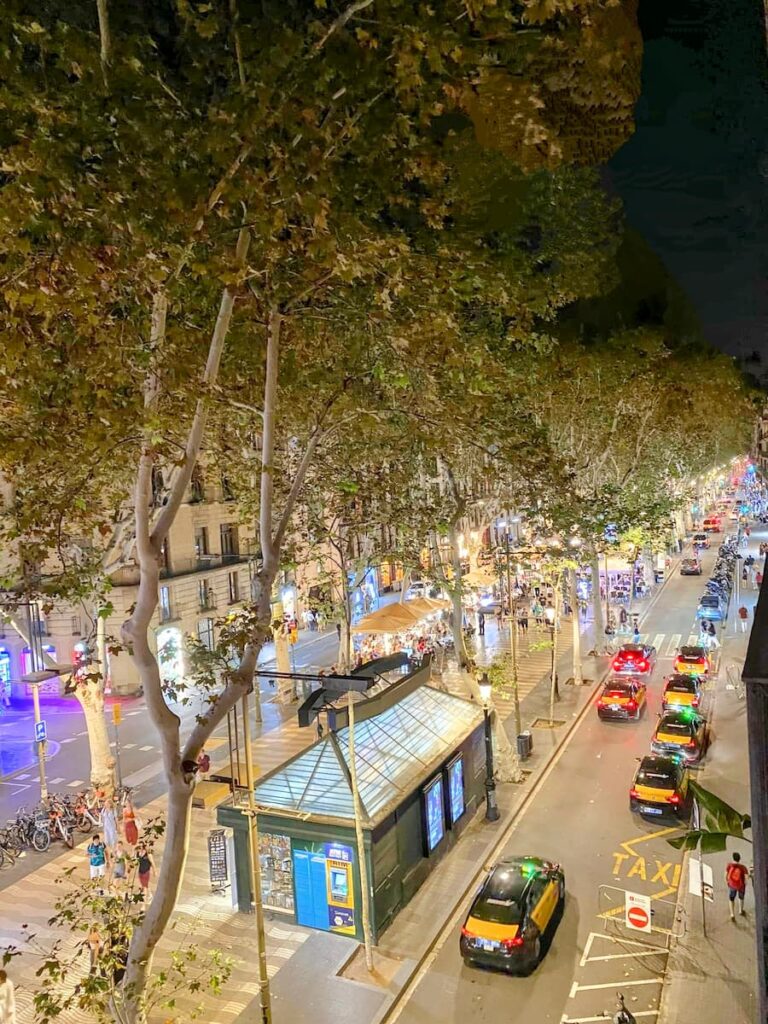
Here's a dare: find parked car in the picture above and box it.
[696,593,726,621]
[691,532,710,549]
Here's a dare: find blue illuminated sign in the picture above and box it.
[324,843,352,863]
[447,756,465,825]
[424,776,446,852]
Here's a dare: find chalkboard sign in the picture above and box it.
[208,829,228,890]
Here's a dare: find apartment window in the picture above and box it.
[197,618,215,651]
[190,465,205,503]
[198,578,215,610]
[228,571,240,604]
[160,586,172,622]
[159,537,170,573]
[220,523,239,558]
[221,475,235,501]
[194,527,209,560]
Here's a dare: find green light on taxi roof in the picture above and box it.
[677,708,697,722]
[520,860,538,877]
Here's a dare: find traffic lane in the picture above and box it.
[395,570,702,1022]
[394,690,686,1024]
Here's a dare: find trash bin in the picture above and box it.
[517,730,533,760]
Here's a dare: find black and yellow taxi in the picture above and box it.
[651,709,709,764]
[596,676,647,720]
[629,755,691,819]
[662,674,702,713]
[673,645,710,678]
[460,856,565,973]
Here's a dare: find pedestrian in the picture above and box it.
[101,798,118,851]
[123,799,139,848]
[0,677,9,709]
[336,621,342,641]
[518,608,529,634]
[87,834,107,880]
[738,605,749,633]
[742,566,748,585]
[136,843,154,899]
[746,525,751,538]
[632,623,641,643]
[532,600,543,626]
[112,841,127,886]
[477,611,485,636]
[87,923,103,974]
[726,852,749,919]
[0,969,16,1024]
[495,605,503,627]
[196,747,211,777]
[757,571,764,589]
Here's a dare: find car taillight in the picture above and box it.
[686,740,696,748]
[501,936,524,949]
[612,660,620,671]
[692,699,699,707]
[626,700,637,711]
[639,660,648,671]
[629,787,640,798]
[461,926,477,939]
[667,793,682,805]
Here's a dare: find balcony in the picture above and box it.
[110,549,253,587]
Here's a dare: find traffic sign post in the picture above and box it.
[34,720,47,743]
[625,889,652,933]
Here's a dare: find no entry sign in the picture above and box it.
[625,890,652,933]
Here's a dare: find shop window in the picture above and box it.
[0,648,10,690]
[159,537,170,573]
[228,572,240,604]
[446,755,465,826]
[159,586,172,622]
[157,628,183,684]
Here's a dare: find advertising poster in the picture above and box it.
[447,756,465,825]
[425,776,446,852]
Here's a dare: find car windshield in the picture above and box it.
[659,719,693,736]
[604,681,633,695]
[682,559,698,567]
[679,647,705,659]
[637,768,676,789]
[473,870,529,924]
[700,597,718,606]
[620,645,644,654]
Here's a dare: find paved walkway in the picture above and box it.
[657,523,761,1024]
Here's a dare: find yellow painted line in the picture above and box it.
[619,827,679,857]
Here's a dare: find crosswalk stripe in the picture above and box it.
[139,745,154,752]
[15,773,31,780]
[687,634,699,646]
[666,634,681,655]
[652,633,665,652]
[122,743,137,750]
[49,777,65,784]
[66,779,85,788]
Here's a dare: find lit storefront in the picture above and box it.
[156,627,184,685]
[218,684,485,941]
[22,645,58,696]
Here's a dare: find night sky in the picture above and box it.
[608,0,768,373]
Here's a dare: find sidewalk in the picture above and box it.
[657,524,760,1024]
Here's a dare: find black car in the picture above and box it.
[680,558,702,576]
[460,856,565,973]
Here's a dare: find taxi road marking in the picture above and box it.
[602,827,682,918]
[562,1013,659,1023]
[579,931,666,968]
[569,978,664,997]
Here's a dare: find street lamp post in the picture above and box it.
[478,674,500,822]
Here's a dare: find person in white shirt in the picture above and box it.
[0,969,17,1024]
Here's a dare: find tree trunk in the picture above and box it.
[447,522,471,670]
[74,680,114,791]
[570,569,583,686]
[589,550,605,655]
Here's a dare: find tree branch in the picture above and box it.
[151,225,251,546]
[314,0,374,52]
